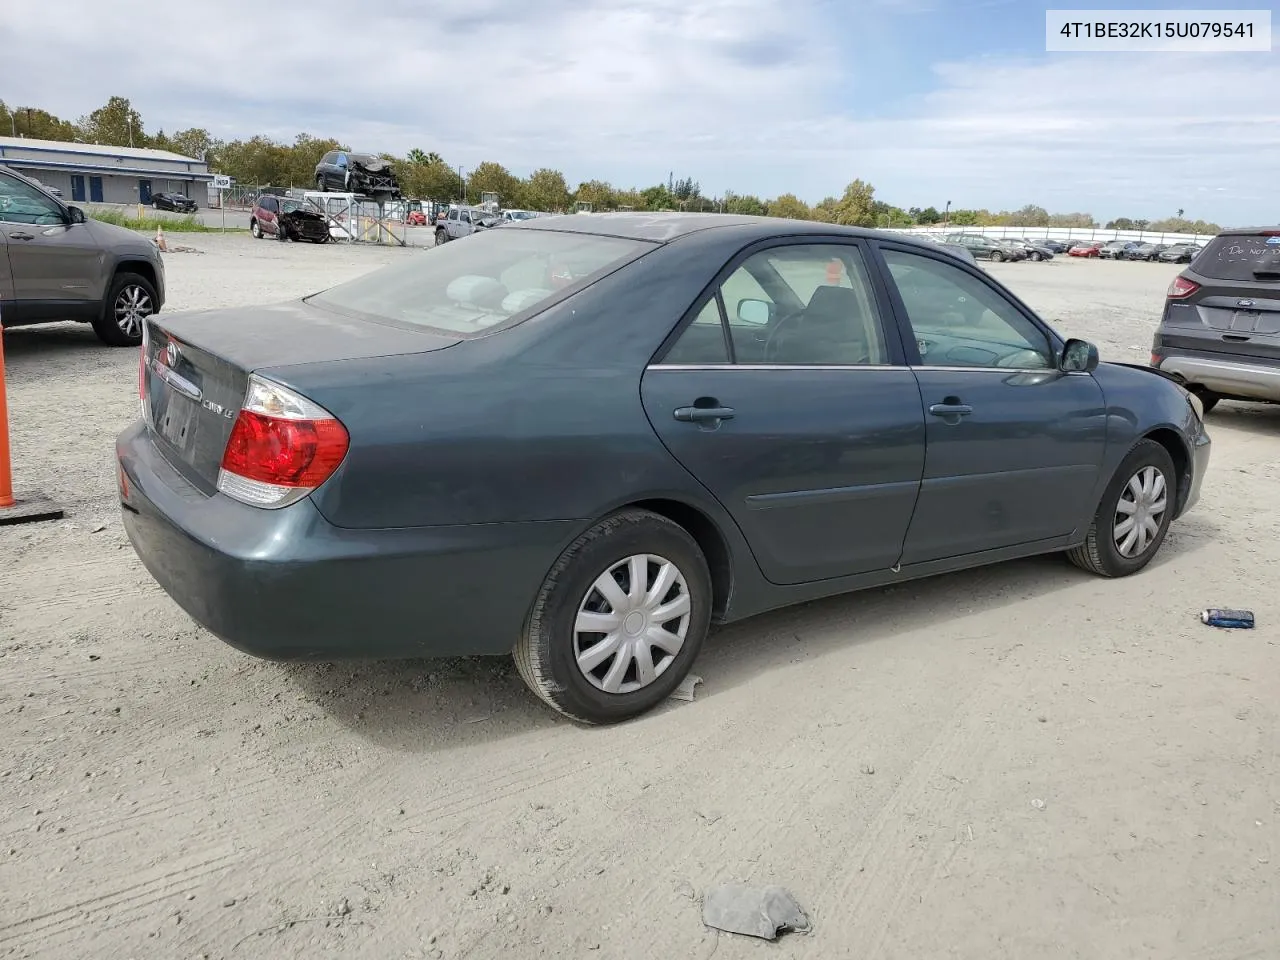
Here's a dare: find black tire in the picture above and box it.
[1030,251,1042,262]
[250,218,262,239]
[435,227,448,246]
[316,177,326,193]
[277,222,290,242]
[1188,386,1220,414]
[1067,439,1177,578]
[514,509,712,725]
[990,250,1004,262]
[92,271,158,347]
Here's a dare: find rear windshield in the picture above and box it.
[1194,235,1280,281]
[306,229,653,335]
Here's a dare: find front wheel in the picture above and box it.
[1029,251,1042,262]
[1067,439,1176,578]
[250,219,262,239]
[990,250,1004,262]
[92,272,158,347]
[514,509,712,724]
[435,227,447,246]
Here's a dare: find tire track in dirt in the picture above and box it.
[0,845,241,956]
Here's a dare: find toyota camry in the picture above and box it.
[118,214,1211,724]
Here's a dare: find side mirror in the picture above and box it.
[736,298,772,326]
[1060,338,1099,373]
[67,206,86,225]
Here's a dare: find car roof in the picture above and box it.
[516,212,963,254]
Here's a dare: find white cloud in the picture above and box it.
[1,0,1275,222]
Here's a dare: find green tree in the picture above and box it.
[466,161,521,205]
[1009,204,1050,227]
[913,205,941,224]
[522,168,571,212]
[726,193,766,216]
[1105,217,1136,230]
[810,196,840,223]
[833,178,876,226]
[1048,212,1096,228]
[767,193,812,220]
[574,179,616,210]
[78,96,148,148]
[949,209,982,226]
[0,101,80,141]
[640,184,674,211]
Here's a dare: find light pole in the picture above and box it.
[457,166,465,202]
[943,200,951,229]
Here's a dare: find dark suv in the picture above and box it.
[1151,227,1280,412]
[314,151,401,198]
[0,165,165,346]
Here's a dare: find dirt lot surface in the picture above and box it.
[2,237,1276,959]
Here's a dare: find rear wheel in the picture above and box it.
[250,219,262,239]
[990,250,1004,262]
[1029,251,1042,262]
[316,177,326,193]
[92,272,157,347]
[1067,439,1176,578]
[514,509,712,725]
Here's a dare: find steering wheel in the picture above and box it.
[761,307,807,362]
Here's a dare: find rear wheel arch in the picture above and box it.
[629,498,733,621]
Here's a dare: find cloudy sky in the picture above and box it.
[3,0,1276,222]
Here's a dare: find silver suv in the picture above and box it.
[0,166,165,346]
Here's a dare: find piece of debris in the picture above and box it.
[167,244,205,254]
[1200,608,1255,629]
[670,674,703,702]
[860,763,876,775]
[702,884,810,940]
[336,898,351,916]
[1031,798,1046,811]
[90,522,107,533]
[695,809,723,825]
[674,880,698,901]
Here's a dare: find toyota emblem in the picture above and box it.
[1237,299,1256,308]
[166,341,179,366]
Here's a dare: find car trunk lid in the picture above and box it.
[141,301,461,494]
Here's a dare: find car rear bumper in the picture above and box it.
[116,421,579,661]
[1157,354,1280,402]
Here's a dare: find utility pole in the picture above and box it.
[458,166,464,202]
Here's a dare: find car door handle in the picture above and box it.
[928,402,973,417]
[8,232,35,241]
[674,405,735,423]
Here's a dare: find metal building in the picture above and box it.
[0,136,213,206]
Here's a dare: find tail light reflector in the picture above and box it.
[1167,276,1199,299]
[217,376,349,509]
[1150,351,1163,366]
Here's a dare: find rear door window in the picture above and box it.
[1194,235,1280,281]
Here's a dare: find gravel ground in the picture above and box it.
[1,238,1276,960]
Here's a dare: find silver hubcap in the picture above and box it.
[1114,465,1168,558]
[115,285,153,337]
[574,554,691,695]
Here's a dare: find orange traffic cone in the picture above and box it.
[155,224,167,252]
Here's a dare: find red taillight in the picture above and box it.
[1167,276,1199,299]
[217,376,349,509]
[1150,351,1163,366]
